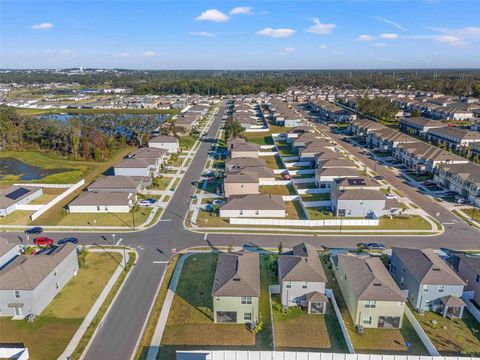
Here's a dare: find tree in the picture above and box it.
[223,119,245,141]
[410,109,421,117]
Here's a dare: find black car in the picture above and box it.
[58,237,79,245]
[25,227,43,235]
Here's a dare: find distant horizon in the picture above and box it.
[1,0,479,69]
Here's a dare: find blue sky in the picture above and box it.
[1,0,479,69]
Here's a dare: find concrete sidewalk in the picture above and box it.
[58,248,131,360]
[146,253,195,360]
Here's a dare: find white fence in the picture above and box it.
[292,178,316,184]
[16,204,43,211]
[29,179,85,221]
[177,350,480,360]
[260,145,276,150]
[14,183,75,188]
[0,346,29,360]
[289,169,315,175]
[281,195,300,201]
[260,180,292,186]
[283,156,299,161]
[285,161,311,168]
[297,188,329,195]
[404,307,440,356]
[326,288,355,354]
[229,218,379,227]
[273,169,287,175]
[259,151,278,156]
[303,200,331,208]
[245,128,269,133]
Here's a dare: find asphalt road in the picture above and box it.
[1,103,479,360]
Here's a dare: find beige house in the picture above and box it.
[219,194,286,218]
[227,138,260,158]
[223,170,259,198]
[212,252,260,324]
[332,253,406,329]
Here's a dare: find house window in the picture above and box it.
[476,274,479,283]
[390,264,396,275]
[244,312,252,321]
[97,206,101,211]
[239,210,244,216]
[255,210,259,216]
[105,206,108,211]
[423,285,429,293]
[365,300,377,309]
[240,183,244,188]
[286,282,291,289]
[399,301,404,307]
[54,267,57,276]
[14,290,20,299]
[363,316,372,325]
[241,296,252,304]
[56,282,59,290]
[302,282,308,289]
[438,285,445,293]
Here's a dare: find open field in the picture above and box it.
[16,108,180,116]
[0,252,121,360]
[50,207,152,227]
[272,295,347,352]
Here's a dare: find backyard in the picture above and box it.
[260,184,296,196]
[0,252,122,360]
[244,133,274,146]
[300,193,331,202]
[262,155,285,170]
[158,252,277,359]
[320,254,428,355]
[414,309,480,355]
[271,295,347,352]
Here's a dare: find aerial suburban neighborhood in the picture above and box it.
[1,1,480,360]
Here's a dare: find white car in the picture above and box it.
[386,193,398,200]
[138,200,152,207]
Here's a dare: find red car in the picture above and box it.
[33,237,54,247]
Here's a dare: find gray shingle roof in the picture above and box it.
[220,194,285,211]
[458,254,480,274]
[336,253,406,301]
[278,243,326,283]
[88,176,149,191]
[0,243,77,290]
[225,157,266,169]
[392,248,466,286]
[149,135,179,144]
[212,252,260,297]
[332,188,386,201]
[69,191,133,206]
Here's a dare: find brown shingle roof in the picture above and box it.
[212,252,260,297]
[220,194,285,211]
[278,243,326,283]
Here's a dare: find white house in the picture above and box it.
[0,186,43,217]
[68,191,135,213]
[148,135,180,154]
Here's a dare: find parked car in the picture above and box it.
[386,193,398,199]
[138,199,155,207]
[33,237,54,246]
[456,197,466,205]
[283,173,291,180]
[373,175,384,180]
[365,243,386,251]
[58,237,79,245]
[422,180,437,186]
[212,199,224,206]
[25,226,43,235]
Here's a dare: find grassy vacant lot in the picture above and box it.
[301,193,331,202]
[244,133,274,146]
[414,310,480,355]
[307,207,335,220]
[272,295,347,352]
[17,108,179,116]
[463,208,480,222]
[0,252,121,360]
[52,207,152,228]
[262,155,285,169]
[321,254,428,355]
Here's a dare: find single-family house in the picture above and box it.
[335,177,382,191]
[219,194,286,218]
[278,243,328,313]
[315,167,360,190]
[456,254,480,305]
[0,242,79,317]
[68,191,135,213]
[390,248,466,318]
[0,186,43,217]
[228,138,260,159]
[331,188,397,218]
[114,157,160,177]
[223,171,259,198]
[225,157,267,172]
[212,252,260,324]
[87,176,151,193]
[332,253,406,328]
[148,135,179,154]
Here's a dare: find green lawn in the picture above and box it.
[260,184,296,196]
[268,124,288,134]
[301,193,331,202]
[262,155,285,170]
[272,295,347,352]
[277,144,296,157]
[148,176,173,190]
[52,207,152,228]
[463,208,480,222]
[321,254,428,355]
[244,133,274,146]
[180,136,198,151]
[17,108,179,116]
[307,207,335,220]
[0,210,34,225]
[0,252,121,360]
[414,310,480,355]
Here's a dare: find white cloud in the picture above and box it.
[189,31,215,37]
[374,16,406,30]
[331,50,343,55]
[283,47,296,52]
[143,51,156,57]
[456,26,480,36]
[307,18,336,35]
[256,27,295,38]
[32,22,53,30]
[319,44,327,49]
[380,33,399,39]
[229,6,253,15]
[357,34,373,41]
[196,9,230,22]
[114,52,130,57]
[260,10,269,15]
[435,35,467,47]
[373,42,387,47]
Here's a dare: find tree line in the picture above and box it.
[1,69,479,97]
[0,106,167,160]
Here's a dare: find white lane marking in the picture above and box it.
[115,238,123,246]
[442,222,456,225]
[159,219,172,222]
[204,233,208,240]
[153,261,169,264]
